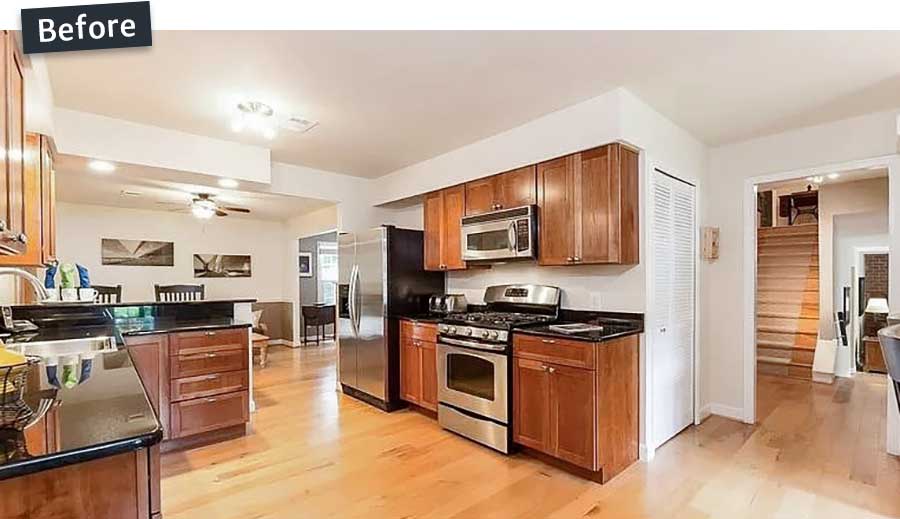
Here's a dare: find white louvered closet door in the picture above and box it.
[650,169,696,449]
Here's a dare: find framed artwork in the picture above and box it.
[299,252,313,277]
[193,254,252,278]
[101,238,174,266]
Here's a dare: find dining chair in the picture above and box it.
[92,284,122,304]
[154,284,205,302]
[302,304,336,345]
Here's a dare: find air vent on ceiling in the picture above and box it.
[282,117,318,133]
[120,190,142,198]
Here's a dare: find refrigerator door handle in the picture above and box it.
[348,264,360,337]
[353,265,363,331]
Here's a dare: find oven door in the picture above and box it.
[437,342,508,423]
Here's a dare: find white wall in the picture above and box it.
[704,109,900,417]
[55,202,290,302]
[819,177,890,337]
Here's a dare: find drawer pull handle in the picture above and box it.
[541,339,556,344]
[206,398,217,403]
[206,353,218,358]
[206,331,217,336]
[206,375,219,380]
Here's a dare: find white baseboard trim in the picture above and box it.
[812,371,835,385]
[697,404,713,424]
[706,403,746,423]
[639,443,654,462]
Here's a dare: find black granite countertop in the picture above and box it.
[10,298,256,310]
[397,313,445,324]
[514,311,644,343]
[0,348,162,480]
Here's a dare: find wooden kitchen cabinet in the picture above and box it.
[465,165,536,216]
[0,30,26,256]
[0,133,57,267]
[423,185,466,271]
[536,143,639,266]
[399,319,438,411]
[126,327,251,445]
[512,332,639,483]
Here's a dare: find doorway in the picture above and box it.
[299,231,338,343]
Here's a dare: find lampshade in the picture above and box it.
[864,297,890,314]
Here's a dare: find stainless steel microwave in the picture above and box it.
[461,205,536,262]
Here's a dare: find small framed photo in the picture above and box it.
[299,252,313,277]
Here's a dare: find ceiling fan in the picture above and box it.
[162,193,251,219]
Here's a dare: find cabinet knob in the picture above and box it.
[541,365,548,371]
[541,339,556,344]
[205,331,217,336]
[0,220,5,232]
[573,256,581,262]
[566,257,574,262]
[16,233,26,244]
[548,367,556,374]
[206,352,218,358]
[206,398,218,403]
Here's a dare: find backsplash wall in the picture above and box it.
[447,261,644,312]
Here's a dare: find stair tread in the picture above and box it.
[757,341,817,351]
[757,356,814,368]
[757,326,818,336]
[756,312,819,320]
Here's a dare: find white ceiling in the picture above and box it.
[55,155,334,221]
[45,31,900,178]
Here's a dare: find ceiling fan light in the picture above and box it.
[191,199,217,219]
[262,127,277,140]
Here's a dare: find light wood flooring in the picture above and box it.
[161,344,900,519]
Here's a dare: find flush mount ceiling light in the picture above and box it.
[218,178,239,189]
[89,160,116,173]
[805,175,824,184]
[827,173,840,180]
[231,100,277,140]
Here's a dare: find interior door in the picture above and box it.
[650,169,696,449]
[354,227,387,400]
[338,233,358,388]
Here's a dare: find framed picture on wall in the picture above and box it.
[299,252,313,277]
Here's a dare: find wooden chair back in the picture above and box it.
[92,284,122,304]
[154,284,205,302]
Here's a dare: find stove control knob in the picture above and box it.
[464,328,473,336]
[448,326,457,334]
[489,331,499,340]
[481,330,490,339]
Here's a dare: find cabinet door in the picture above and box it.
[579,144,640,265]
[0,134,40,268]
[464,177,496,216]
[40,136,56,264]
[400,338,421,405]
[513,357,552,453]
[441,185,466,270]
[423,191,443,271]
[126,334,170,439]
[0,33,7,237]
[550,364,596,470]
[419,341,438,411]
[537,156,575,266]
[5,38,24,251]
[495,165,536,210]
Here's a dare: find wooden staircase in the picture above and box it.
[756,224,820,380]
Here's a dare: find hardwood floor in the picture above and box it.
[161,345,900,518]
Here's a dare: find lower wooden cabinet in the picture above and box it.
[512,333,639,482]
[399,319,438,411]
[126,327,251,446]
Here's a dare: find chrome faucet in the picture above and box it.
[0,268,50,302]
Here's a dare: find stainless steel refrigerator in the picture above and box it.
[338,226,445,411]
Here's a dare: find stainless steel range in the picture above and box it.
[436,284,560,453]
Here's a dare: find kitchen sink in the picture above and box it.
[4,336,118,358]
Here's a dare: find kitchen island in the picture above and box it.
[0,298,256,518]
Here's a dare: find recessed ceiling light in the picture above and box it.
[231,100,277,140]
[827,173,840,180]
[89,160,116,173]
[218,178,239,189]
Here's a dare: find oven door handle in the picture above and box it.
[508,222,517,252]
[439,336,506,352]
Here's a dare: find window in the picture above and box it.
[317,241,338,304]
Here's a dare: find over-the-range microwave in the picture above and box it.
[460,205,536,262]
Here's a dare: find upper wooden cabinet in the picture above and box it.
[423,185,466,271]
[464,165,536,216]
[537,143,639,266]
[0,133,57,268]
[0,31,26,256]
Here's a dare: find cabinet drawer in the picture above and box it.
[168,328,248,356]
[400,319,437,343]
[170,348,247,379]
[169,390,249,439]
[170,371,249,402]
[513,333,595,369]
